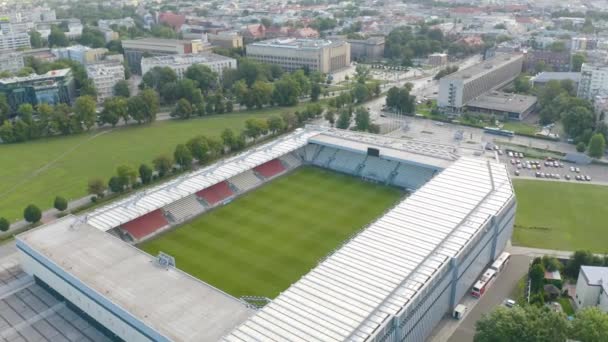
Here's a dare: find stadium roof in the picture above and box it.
[224,157,513,342]
[86,128,323,231]
[311,129,458,169]
[17,216,254,342]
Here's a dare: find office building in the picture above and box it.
[208,31,243,49]
[0,52,24,74]
[122,38,211,74]
[428,52,449,67]
[578,63,608,100]
[52,45,108,65]
[246,38,350,73]
[0,69,75,112]
[141,53,236,79]
[574,266,608,312]
[0,32,31,51]
[347,36,385,61]
[86,61,125,103]
[438,53,524,113]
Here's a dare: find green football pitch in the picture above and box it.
[512,179,608,252]
[140,166,404,298]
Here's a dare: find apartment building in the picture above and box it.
[0,32,31,51]
[574,266,608,313]
[122,38,211,74]
[428,53,449,67]
[86,61,125,103]
[141,53,236,78]
[246,38,350,73]
[0,53,24,74]
[438,53,524,112]
[577,63,608,101]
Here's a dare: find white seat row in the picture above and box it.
[229,170,263,192]
[163,195,206,222]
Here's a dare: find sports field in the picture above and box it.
[0,112,277,222]
[140,166,403,298]
[512,180,608,252]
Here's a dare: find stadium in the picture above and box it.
[15,126,516,342]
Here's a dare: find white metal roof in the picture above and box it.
[86,128,324,231]
[224,157,514,342]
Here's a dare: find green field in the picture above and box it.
[140,166,403,298]
[0,112,277,222]
[513,180,608,252]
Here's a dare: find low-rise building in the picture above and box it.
[52,45,108,65]
[86,61,125,103]
[208,32,243,49]
[347,37,385,61]
[246,38,350,73]
[531,72,580,89]
[122,38,212,74]
[0,52,24,74]
[574,266,608,313]
[0,32,31,51]
[428,52,449,67]
[0,69,75,112]
[466,91,537,120]
[98,18,135,31]
[141,53,236,79]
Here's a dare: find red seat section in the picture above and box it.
[254,159,286,178]
[122,210,168,240]
[196,181,234,205]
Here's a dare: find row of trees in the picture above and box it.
[87,113,300,199]
[0,196,70,232]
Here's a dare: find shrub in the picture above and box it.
[0,217,9,232]
[54,196,68,212]
[23,204,42,223]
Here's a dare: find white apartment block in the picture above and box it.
[0,52,24,73]
[0,32,31,51]
[246,38,351,73]
[86,62,125,103]
[98,18,135,31]
[141,53,236,79]
[574,266,608,313]
[578,63,608,101]
[437,53,523,112]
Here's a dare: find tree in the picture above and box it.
[565,250,596,278]
[79,78,97,98]
[0,217,9,232]
[113,80,130,97]
[74,96,97,130]
[244,118,269,141]
[324,110,336,126]
[514,76,531,93]
[54,196,68,212]
[272,75,301,106]
[127,95,147,124]
[267,116,285,134]
[570,308,608,342]
[17,103,34,123]
[29,30,43,48]
[139,164,153,184]
[577,141,586,152]
[48,25,68,47]
[87,178,107,197]
[108,176,124,193]
[184,64,217,93]
[174,144,193,169]
[353,83,370,103]
[336,110,352,129]
[23,205,42,223]
[250,80,274,109]
[186,136,209,163]
[355,107,371,131]
[140,89,159,123]
[572,53,586,72]
[474,306,569,342]
[0,94,9,124]
[141,66,177,92]
[311,83,321,102]
[101,97,127,127]
[529,263,546,293]
[588,133,606,158]
[153,155,173,177]
[117,165,137,188]
[561,105,595,140]
[171,98,194,119]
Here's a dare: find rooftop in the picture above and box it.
[467,91,537,114]
[17,216,254,342]
[141,53,236,66]
[581,266,608,292]
[248,38,344,49]
[531,72,581,83]
[121,37,196,47]
[225,157,513,341]
[0,68,71,84]
[442,53,523,83]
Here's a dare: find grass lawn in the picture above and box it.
[0,111,283,222]
[140,166,403,298]
[558,297,575,316]
[512,180,608,252]
[502,121,538,135]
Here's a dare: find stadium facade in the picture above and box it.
[16,126,515,342]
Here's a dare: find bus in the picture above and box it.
[490,252,511,273]
[484,127,515,137]
[471,268,497,298]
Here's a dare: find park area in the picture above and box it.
[140,166,403,298]
[0,112,277,222]
[512,179,608,252]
